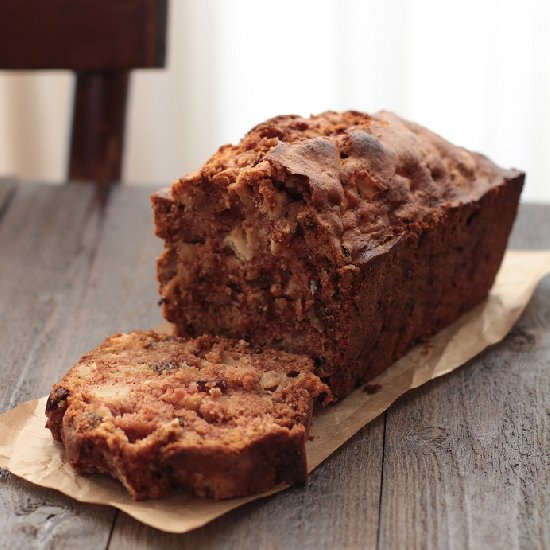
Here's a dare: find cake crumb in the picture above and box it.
[363,383,382,395]
[421,342,434,355]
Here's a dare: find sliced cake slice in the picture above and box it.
[45,331,329,500]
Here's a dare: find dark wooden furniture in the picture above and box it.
[0,0,168,183]
[0,179,548,548]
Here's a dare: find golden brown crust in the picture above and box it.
[153,110,524,399]
[168,110,519,250]
[45,331,329,499]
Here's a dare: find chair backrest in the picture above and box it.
[0,0,168,184]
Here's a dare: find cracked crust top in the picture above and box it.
[168,110,520,258]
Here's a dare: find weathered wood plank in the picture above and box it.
[377,204,550,549]
[108,415,386,549]
[0,0,167,70]
[32,184,165,387]
[0,183,166,548]
[0,183,117,548]
[0,178,16,221]
[509,203,550,250]
[1,184,164,408]
[0,183,103,408]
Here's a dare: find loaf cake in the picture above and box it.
[45,331,329,499]
[152,111,524,399]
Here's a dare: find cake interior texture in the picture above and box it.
[153,110,524,399]
[45,331,328,499]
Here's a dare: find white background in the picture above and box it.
[0,0,548,201]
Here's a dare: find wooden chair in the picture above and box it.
[0,0,168,184]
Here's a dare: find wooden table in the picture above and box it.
[0,180,548,549]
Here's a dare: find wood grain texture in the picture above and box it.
[68,72,129,184]
[0,0,168,70]
[0,179,16,221]
[377,205,550,550]
[0,183,163,548]
[0,184,116,549]
[509,203,550,250]
[0,184,103,409]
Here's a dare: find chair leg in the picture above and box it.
[68,71,129,184]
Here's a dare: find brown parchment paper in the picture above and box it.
[1,250,549,534]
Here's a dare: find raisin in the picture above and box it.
[45,396,58,412]
[46,387,69,411]
[56,387,69,400]
[214,380,228,392]
[151,361,179,374]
